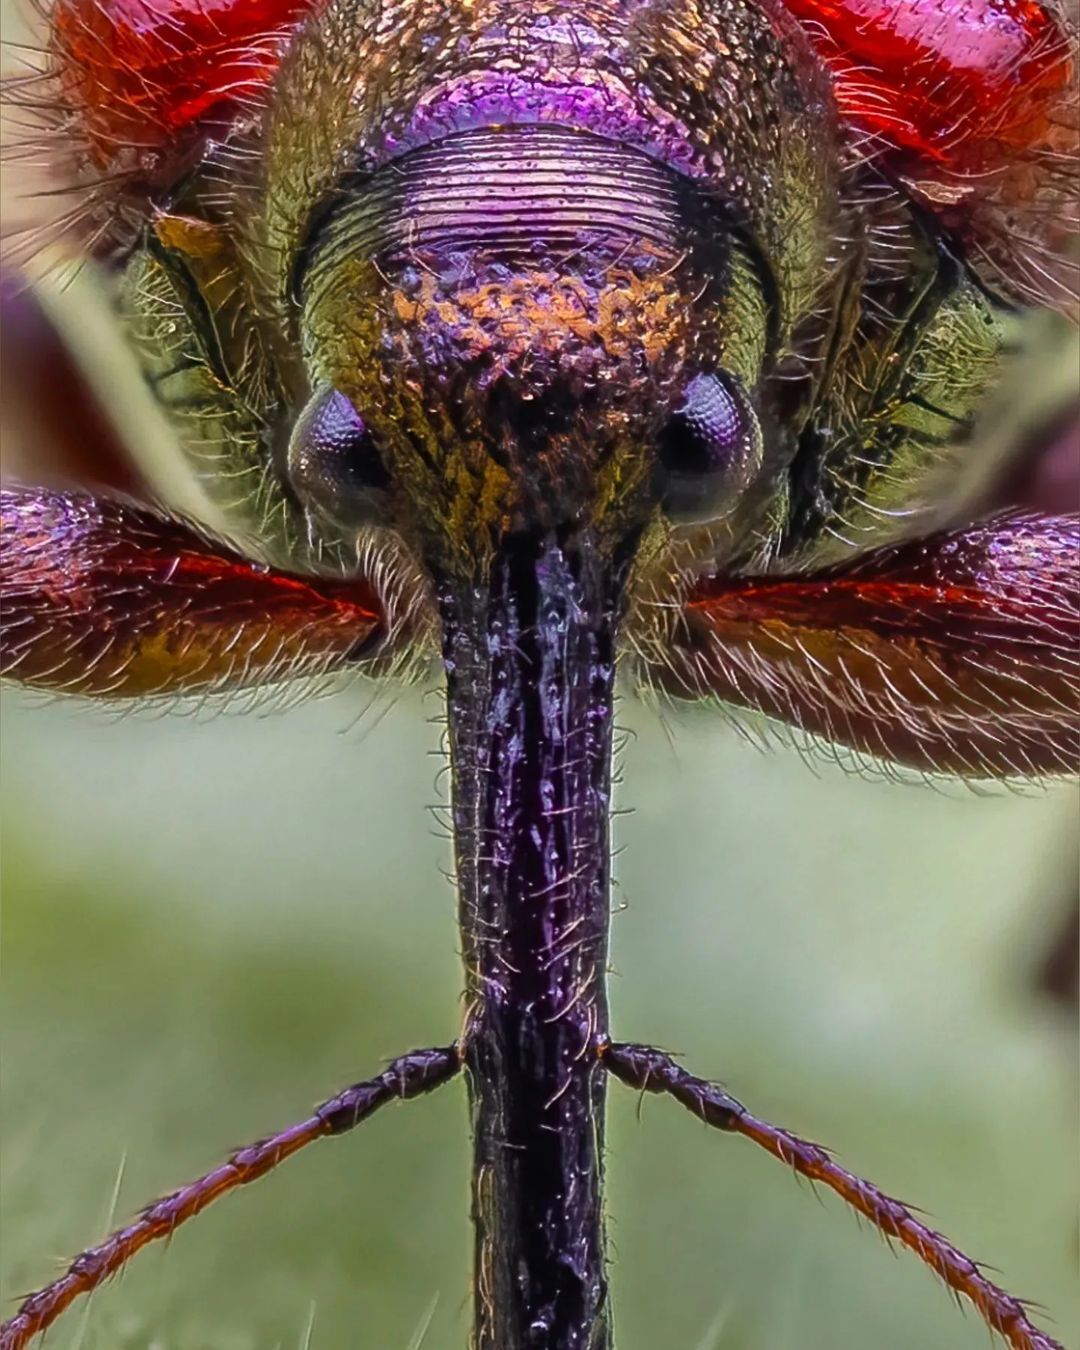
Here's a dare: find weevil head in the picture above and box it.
[295,128,776,570]
[269,0,840,578]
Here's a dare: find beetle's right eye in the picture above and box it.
[286,385,391,529]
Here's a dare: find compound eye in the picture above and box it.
[287,384,391,528]
[657,372,763,524]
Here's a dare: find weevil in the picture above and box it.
[1,2,1078,1347]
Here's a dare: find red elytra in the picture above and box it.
[783,0,1073,175]
[51,1,1074,186]
[51,0,317,167]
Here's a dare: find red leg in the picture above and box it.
[648,512,1079,780]
[0,1046,460,1350]
[0,485,392,697]
[605,1042,1062,1350]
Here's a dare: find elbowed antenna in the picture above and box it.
[605,1043,1065,1350]
[0,1048,461,1350]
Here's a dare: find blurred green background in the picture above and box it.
[1,4,1078,1346]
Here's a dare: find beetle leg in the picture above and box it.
[645,511,1080,781]
[0,1045,461,1350]
[0,485,391,698]
[604,1042,1062,1350]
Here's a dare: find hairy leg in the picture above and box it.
[0,486,388,699]
[604,1041,1061,1350]
[0,1046,460,1350]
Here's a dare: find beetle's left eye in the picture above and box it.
[287,384,391,529]
[657,373,763,525]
